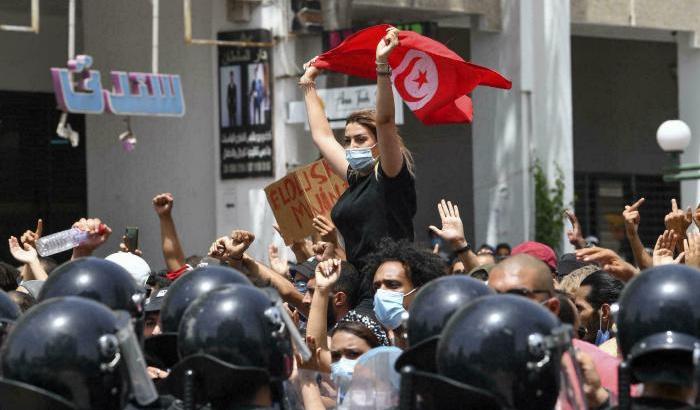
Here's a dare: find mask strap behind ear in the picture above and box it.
[404,287,418,297]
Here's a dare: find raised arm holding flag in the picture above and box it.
[311,24,512,125]
[299,27,416,272]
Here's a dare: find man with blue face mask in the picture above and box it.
[574,270,623,346]
[362,238,445,346]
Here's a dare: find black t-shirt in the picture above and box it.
[331,161,416,270]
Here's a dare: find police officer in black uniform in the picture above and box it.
[399,294,586,410]
[0,296,169,410]
[145,264,252,369]
[395,275,493,373]
[165,284,297,410]
[614,264,700,410]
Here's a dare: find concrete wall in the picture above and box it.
[677,33,700,209]
[572,36,677,176]
[82,0,217,266]
[211,1,316,261]
[471,0,574,250]
[0,7,79,92]
[399,27,475,247]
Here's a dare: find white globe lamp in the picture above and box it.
[657,120,692,153]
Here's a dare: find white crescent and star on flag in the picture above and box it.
[391,49,439,111]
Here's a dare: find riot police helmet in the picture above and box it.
[144,264,251,368]
[166,285,293,409]
[0,296,157,410]
[616,265,700,387]
[37,257,144,317]
[395,275,493,372]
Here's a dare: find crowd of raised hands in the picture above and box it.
[9,191,697,319]
[5,190,700,409]
[565,197,700,284]
[3,190,694,290]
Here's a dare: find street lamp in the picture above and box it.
[657,120,691,153]
[657,120,699,181]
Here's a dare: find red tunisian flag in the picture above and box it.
[313,24,512,125]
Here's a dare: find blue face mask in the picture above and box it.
[331,357,357,405]
[373,288,416,330]
[331,357,358,382]
[595,313,611,346]
[346,145,376,173]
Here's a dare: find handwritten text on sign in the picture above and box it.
[265,160,348,244]
[51,55,185,117]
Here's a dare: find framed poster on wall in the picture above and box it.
[218,29,273,179]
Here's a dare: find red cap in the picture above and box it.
[511,241,557,272]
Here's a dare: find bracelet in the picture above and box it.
[298,80,316,89]
[376,67,392,76]
[376,61,391,76]
[454,243,471,254]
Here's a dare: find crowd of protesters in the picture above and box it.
[1,27,700,410]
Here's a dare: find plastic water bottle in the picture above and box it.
[35,228,90,257]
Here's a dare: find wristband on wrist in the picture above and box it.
[455,243,471,254]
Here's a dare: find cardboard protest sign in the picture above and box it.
[265,159,349,244]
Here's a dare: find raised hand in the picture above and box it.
[653,230,684,266]
[9,236,39,265]
[664,199,692,237]
[20,219,43,248]
[230,230,255,257]
[564,209,586,249]
[295,335,324,372]
[72,218,112,252]
[576,246,639,282]
[300,57,321,86]
[209,230,256,263]
[312,215,338,244]
[119,236,143,256]
[152,193,174,218]
[312,241,336,262]
[376,27,399,63]
[268,244,290,278]
[429,199,467,250]
[622,198,645,236]
[684,232,700,269]
[314,258,341,292]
